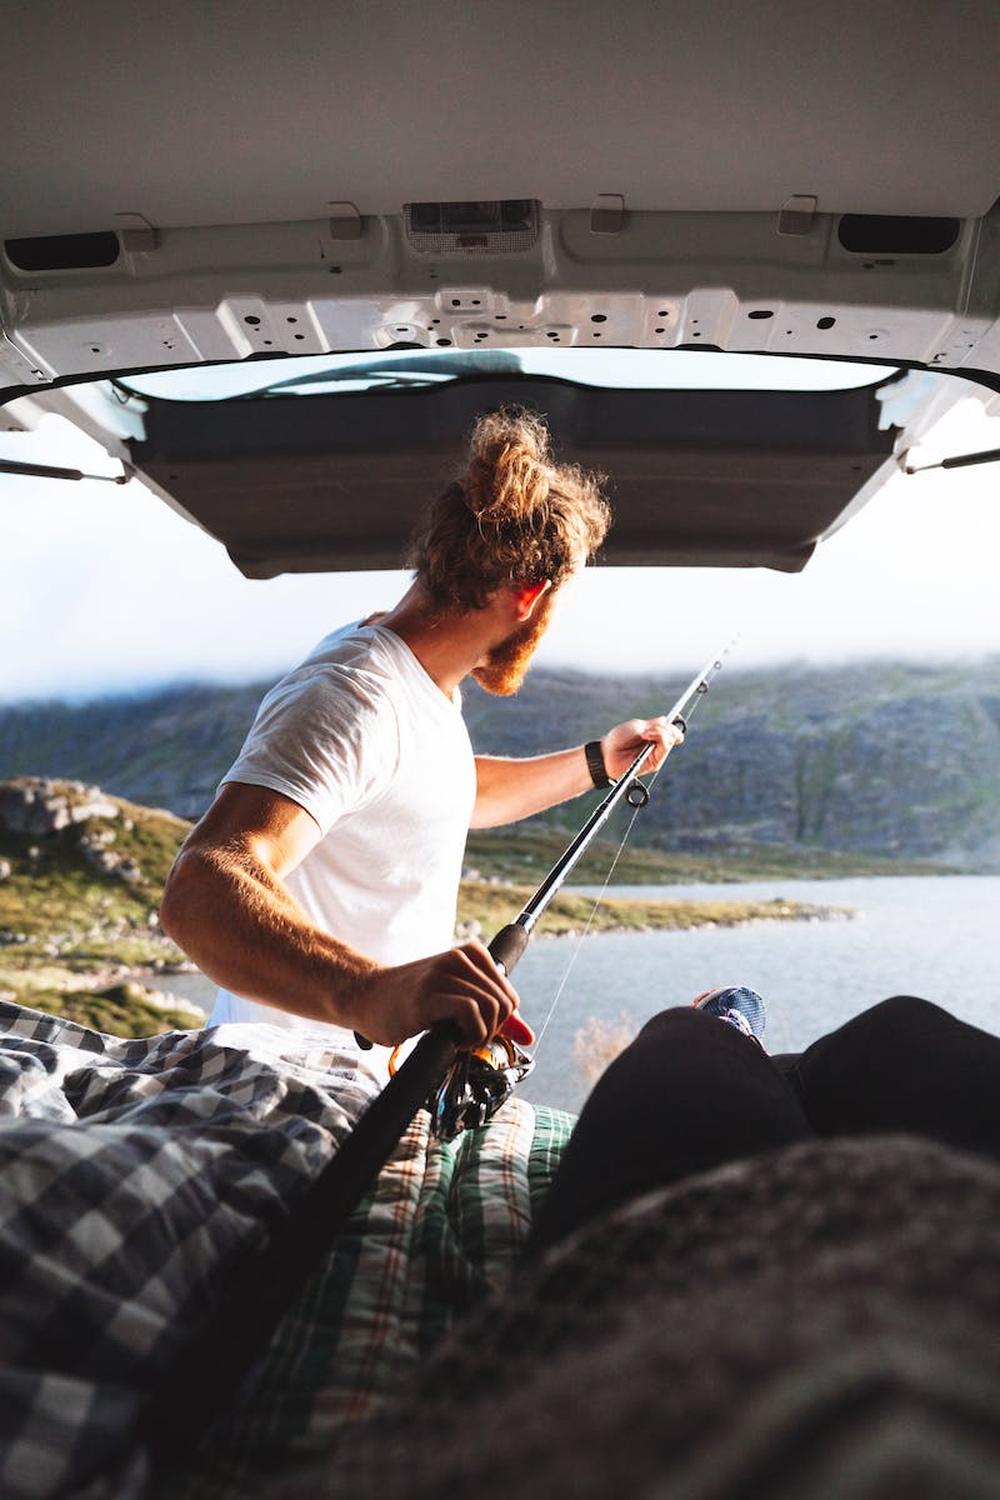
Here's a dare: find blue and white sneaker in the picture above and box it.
[692,985,767,1049]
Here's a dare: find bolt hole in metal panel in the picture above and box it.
[0,202,988,393]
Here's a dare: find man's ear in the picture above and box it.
[512,579,552,622]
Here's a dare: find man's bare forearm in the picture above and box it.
[159,844,378,1026]
[471,748,592,829]
[471,718,683,829]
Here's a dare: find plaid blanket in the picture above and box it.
[169,1094,574,1500]
[0,1002,574,1499]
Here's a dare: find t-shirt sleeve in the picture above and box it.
[217,668,399,837]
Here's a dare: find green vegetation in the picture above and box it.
[0,799,189,970]
[0,782,197,1035]
[457,879,837,938]
[464,828,950,886]
[6,982,204,1039]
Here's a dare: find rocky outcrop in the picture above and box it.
[0,777,147,890]
[79,839,145,887]
[0,778,119,836]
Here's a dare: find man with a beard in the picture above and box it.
[160,408,680,1070]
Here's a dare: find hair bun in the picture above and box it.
[462,408,552,524]
[408,403,610,613]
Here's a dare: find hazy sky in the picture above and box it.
[1,390,998,703]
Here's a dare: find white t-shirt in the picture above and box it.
[208,621,477,1071]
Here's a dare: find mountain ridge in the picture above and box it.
[1,658,998,868]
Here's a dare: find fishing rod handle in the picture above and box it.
[488,921,530,976]
[354,924,528,1049]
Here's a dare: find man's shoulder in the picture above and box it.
[259,624,402,722]
[300,621,404,677]
[224,626,403,818]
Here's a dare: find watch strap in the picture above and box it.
[585,739,612,789]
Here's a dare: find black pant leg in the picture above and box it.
[792,995,1000,1159]
[529,1006,813,1254]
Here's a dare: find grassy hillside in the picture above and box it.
[0,794,188,961]
[463,827,946,886]
[0,776,840,1038]
[461,660,1000,870]
[0,780,204,1033]
[457,880,842,938]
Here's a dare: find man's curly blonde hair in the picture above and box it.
[408,407,612,611]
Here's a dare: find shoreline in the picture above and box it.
[456,880,853,942]
[1,890,854,1015]
[523,906,855,941]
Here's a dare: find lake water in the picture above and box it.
[149,876,1000,1114]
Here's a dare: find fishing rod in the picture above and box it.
[491,636,739,960]
[142,636,736,1462]
[426,634,738,1136]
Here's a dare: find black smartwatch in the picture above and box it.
[585,739,612,789]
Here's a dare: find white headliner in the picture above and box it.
[3,0,1000,237]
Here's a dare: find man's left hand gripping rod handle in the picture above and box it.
[353,921,531,1050]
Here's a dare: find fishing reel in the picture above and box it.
[389,1032,535,1140]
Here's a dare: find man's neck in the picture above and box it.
[373,583,494,697]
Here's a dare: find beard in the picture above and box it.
[472,591,555,697]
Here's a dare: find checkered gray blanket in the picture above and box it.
[0,1001,574,1500]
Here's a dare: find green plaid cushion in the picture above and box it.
[170,1098,576,1500]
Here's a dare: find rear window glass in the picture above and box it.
[115,349,899,402]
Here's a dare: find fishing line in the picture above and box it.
[526,639,737,1057]
[531,792,649,1053]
